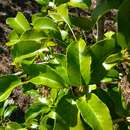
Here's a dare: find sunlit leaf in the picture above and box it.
[77,93,113,130]
[67,39,91,86]
[33,17,59,32]
[6,12,31,34]
[22,63,66,89]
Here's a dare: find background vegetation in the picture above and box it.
[0,0,130,129]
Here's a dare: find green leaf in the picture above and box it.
[33,17,59,32]
[7,30,19,41]
[69,0,91,9]
[0,75,21,102]
[4,106,17,119]
[35,0,48,5]
[93,89,117,119]
[49,54,69,85]
[57,4,77,39]
[57,4,70,24]
[67,39,91,86]
[118,0,130,48]
[70,0,91,6]
[55,0,69,6]
[104,52,123,64]
[6,12,31,34]
[5,122,23,130]
[7,30,47,46]
[40,112,56,130]
[54,96,86,130]
[20,30,48,42]
[90,39,117,62]
[25,102,49,122]
[11,40,41,61]
[6,30,19,46]
[90,38,119,83]
[92,0,123,20]
[22,63,66,89]
[116,33,128,49]
[70,15,94,31]
[77,93,113,130]
[108,87,126,117]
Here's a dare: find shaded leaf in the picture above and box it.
[92,0,123,20]
[54,96,86,130]
[108,87,126,117]
[118,0,130,48]
[89,38,119,83]
[11,40,41,62]
[0,75,21,102]
[70,15,94,31]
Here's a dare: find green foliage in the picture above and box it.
[6,12,31,34]
[1,0,130,129]
[77,94,113,130]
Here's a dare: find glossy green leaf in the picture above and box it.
[35,0,48,5]
[0,75,21,102]
[22,63,66,89]
[57,4,70,24]
[118,0,130,48]
[67,39,91,86]
[33,17,59,32]
[93,89,117,119]
[6,12,31,34]
[77,94,113,130]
